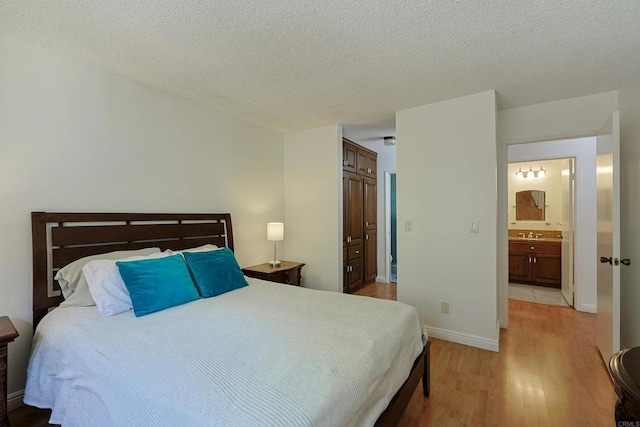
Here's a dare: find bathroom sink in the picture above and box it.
[510,236,561,242]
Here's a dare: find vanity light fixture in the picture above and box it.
[515,165,546,179]
[537,167,546,178]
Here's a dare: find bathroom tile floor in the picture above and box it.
[509,282,570,307]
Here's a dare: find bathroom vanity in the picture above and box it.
[508,237,562,288]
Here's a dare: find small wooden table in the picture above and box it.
[0,317,18,427]
[242,261,305,286]
[609,346,640,422]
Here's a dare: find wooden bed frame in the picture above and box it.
[31,211,429,426]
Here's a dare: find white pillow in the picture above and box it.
[57,247,161,307]
[82,252,171,316]
[165,244,219,255]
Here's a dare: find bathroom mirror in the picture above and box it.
[515,190,545,221]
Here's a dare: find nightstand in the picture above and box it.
[242,261,305,286]
[0,317,18,427]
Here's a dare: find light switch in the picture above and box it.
[405,220,412,231]
[470,220,479,233]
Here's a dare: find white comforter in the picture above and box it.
[25,278,424,427]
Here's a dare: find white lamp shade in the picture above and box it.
[267,222,284,241]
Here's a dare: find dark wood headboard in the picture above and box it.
[31,212,234,327]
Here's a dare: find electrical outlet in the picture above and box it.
[441,301,449,314]
[404,220,412,231]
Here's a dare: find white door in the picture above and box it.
[561,158,575,306]
[596,111,621,364]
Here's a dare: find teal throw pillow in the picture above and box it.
[116,254,199,317]
[183,248,248,298]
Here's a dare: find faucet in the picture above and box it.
[528,232,533,238]
[535,233,543,238]
[518,232,525,238]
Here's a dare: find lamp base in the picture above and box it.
[269,260,281,267]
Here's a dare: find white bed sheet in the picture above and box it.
[25,278,424,427]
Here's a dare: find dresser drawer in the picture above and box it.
[509,241,560,255]
[347,244,363,260]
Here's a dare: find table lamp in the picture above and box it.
[267,222,284,267]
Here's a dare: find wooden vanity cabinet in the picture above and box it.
[364,177,377,230]
[344,172,364,248]
[357,150,377,179]
[344,257,364,292]
[364,229,377,284]
[508,241,561,288]
[343,141,358,173]
[343,138,377,293]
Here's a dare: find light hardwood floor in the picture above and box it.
[357,281,616,426]
[11,282,616,426]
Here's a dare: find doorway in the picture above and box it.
[385,172,398,283]
[390,173,397,282]
[507,158,574,308]
[501,136,598,330]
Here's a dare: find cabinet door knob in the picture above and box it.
[529,257,532,263]
[531,246,534,250]
[365,221,369,226]
[534,257,537,263]
[355,251,359,254]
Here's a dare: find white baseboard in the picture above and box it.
[578,303,597,313]
[7,389,24,411]
[425,325,499,352]
[375,276,389,284]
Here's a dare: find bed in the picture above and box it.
[26,212,430,426]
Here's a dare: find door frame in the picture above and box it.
[560,158,576,306]
[384,171,396,284]
[499,137,598,329]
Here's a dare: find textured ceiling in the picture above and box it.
[2,1,639,133]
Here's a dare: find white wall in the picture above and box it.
[496,92,618,328]
[284,125,342,292]
[0,36,284,401]
[498,91,619,144]
[619,72,640,349]
[397,91,499,351]
[357,140,396,283]
[508,139,597,313]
